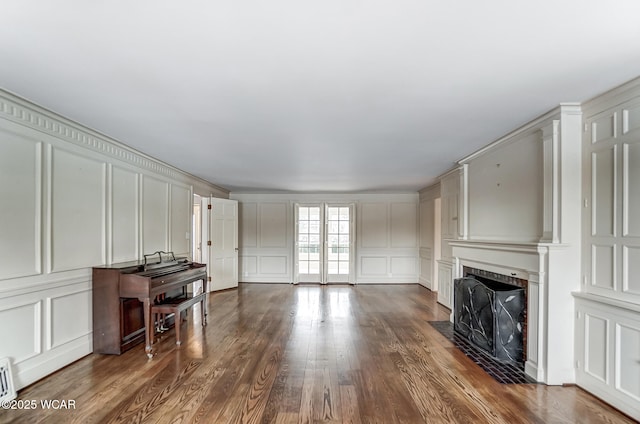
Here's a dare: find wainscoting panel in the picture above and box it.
[111,166,138,263]
[616,322,640,402]
[0,127,41,280]
[48,288,92,350]
[0,299,41,364]
[591,147,616,237]
[584,313,609,383]
[623,245,640,295]
[241,256,258,276]
[623,140,640,237]
[239,202,258,248]
[259,203,288,248]
[575,294,640,420]
[260,256,288,275]
[591,112,617,144]
[419,247,432,289]
[50,147,106,272]
[591,244,616,291]
[360,203,388,248]
[360,257,387,276]
[390,256,417,277]
[390,203,417,248]
[142,176,169,254]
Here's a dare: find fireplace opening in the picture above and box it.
[454,267,527,367]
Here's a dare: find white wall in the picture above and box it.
[231,193,419,284]
[0,89,227,390]
[467,131,543,242]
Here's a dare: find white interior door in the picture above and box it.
[207,197,238,291]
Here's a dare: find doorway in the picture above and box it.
[295,203,354,284]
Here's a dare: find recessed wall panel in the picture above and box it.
[241,256,258,275]
[623,104,640,135]
[111,167,138,263]
[260,256,287,274]
[51,148,105,271]
[468,132,542,240]
[239,203,258,248]
[592,147,616,237]
[360,257,387,276]
[591,113,616,143]
[142,176,168,254]
[391,203,417,248]
[585,314,608,383]
[0,130,40,279]
[360,203,388,248]
[49,290,91,349]
[616,323,640,401]
[623,246,640,295]
[170,184,190,255]
[259,203,287,248]
[0,301,41,364]
[623,142,640,237]
[592,245,615,290]
[390,257,416,275]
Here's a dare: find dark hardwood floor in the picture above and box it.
[0,284,634,424]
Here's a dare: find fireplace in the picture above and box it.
[454,267,527,366]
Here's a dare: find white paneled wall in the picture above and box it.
[0,89,227,390]
[577,78,640,420]
[238,201,291,282]
[232,193,419,284]
[358,200,418,283]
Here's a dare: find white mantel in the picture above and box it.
[450,240,576,385]
[446,104,583,385]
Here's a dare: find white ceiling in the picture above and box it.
[1,1,640,193]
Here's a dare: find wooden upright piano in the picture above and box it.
[92,251,207,358]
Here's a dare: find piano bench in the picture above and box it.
[151,292,207,346]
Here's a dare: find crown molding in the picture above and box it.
[0,88,228,195]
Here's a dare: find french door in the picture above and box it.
[295,203,354,284]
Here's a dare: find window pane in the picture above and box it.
[309,207,320,220]
[299,221,309,233]
[338,262,349,274]
[327,261,338,274]
[339,221,349,234]
[327,207,339,220]
[328,221,339,234]
[310,222,320,234]
[309,261,320,274]
[339,207,349,220]
[299,261,308,274]
[299,207,309,220]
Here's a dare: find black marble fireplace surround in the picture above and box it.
[453,270,526,366]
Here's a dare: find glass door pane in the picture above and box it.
[297,206,322,282]
[326,205,351,283]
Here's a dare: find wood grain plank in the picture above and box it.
[1,284,635,424]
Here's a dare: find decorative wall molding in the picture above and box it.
[0,90,228,195]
